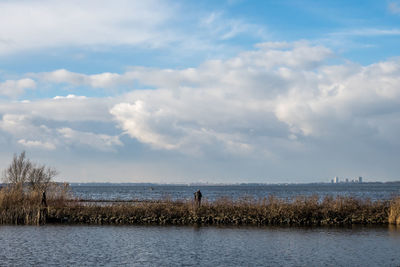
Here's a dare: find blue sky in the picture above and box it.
[1,0,400,183]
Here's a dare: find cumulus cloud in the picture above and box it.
[111,101,180,150]
[0,97,122,152]
[0,78,36,98]
[2,42,400,170]
[34,41,332,92]
[0,114,58,149]
[275,60,400,140]
[106,42,400,158]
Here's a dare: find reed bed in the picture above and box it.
[389,197,400,225]
[2,187,399,226]
[46,195,393,226]
[0,183,70,225]
[0,186,43,225]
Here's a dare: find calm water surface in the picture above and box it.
[0,225,399,266]
[71,183,400,201]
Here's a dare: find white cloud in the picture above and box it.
[0,0,174,55]
[0,97,122,152]
[0,114,31,135]
[53,94,87,100]
[0,114,59,149]
[2,42,400,173]
[275,59,400,142]
[107,42,332,155]
[35,41,332,92]
[37,69,124,89]
[106,42,400,157]
[0,78,36,98]
[111,101,180,150]
[0,96,115,122]
[18,139,56,150]
[0,0,272,60]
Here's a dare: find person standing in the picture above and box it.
[41,190,47,207]
[194,190,202,208]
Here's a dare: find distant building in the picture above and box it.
[331,176,362,183]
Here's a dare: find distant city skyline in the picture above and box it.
[1,1,400,183]
[331,176,363,184]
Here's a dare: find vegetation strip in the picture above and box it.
[2,186,400,226]
[47,196,400,226]
[1,152,400,226]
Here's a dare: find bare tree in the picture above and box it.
[28,164,58,191]
[2,151,58,191]
[2,151,32,186]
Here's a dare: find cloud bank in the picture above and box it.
[1,42,400,180]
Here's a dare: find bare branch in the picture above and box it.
[2,152,58,192]
[2,151,32,185]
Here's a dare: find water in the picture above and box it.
[71,183,400,201]
[3,184,400,265]
[0,225,399,266]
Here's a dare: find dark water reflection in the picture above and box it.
[1,225,399,266]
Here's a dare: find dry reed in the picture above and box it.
[46,195,392,226]
[389,197,400,225]
[0,183,70,225]
[1,188,397,226]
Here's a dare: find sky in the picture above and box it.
[1,0,400,183]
